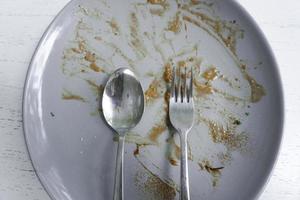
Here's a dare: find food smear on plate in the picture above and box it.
[62,89,86,102]
[135,165,177,200]
[202,67,218,81]
[167,11,182,33]
[199,160,224,187]
[59,0,267,196]
[148,122,167,144]
[245,72,266,102]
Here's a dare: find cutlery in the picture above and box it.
[102,68,144,200]
[169,67,195,200]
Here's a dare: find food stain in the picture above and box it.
[217,151,233,165]
[145,79,163,104]
[177,60,186,68]
[108,18,120,35]
[219,74,241,89]
[245,73,266,103]
[134,144,141,156]
[147,0,166,5]
[90,62,102,72]
[85,80,104,99]
[148,123,167,144]
[135,165,177,200]
[62,90,85,102]
[166,136,193,166]
[207,120,248,151]
[84,51,105,72]
[194,81,214,96]
[181,6,244,55]
[129,13,147,59]
[84,51,96,62]
[190,0,200,5]
[150,8,165,16]
[65,35,106,75]
[199,160,224,187]
[147,0,170,17]
[163,62,172,83]
[166,136,181,166]
[71,40,86,54]
[202,67,218,81]
[167,12,182,33]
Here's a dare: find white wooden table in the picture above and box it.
[0,0,299,199]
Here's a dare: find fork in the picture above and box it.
[169,67,194,200]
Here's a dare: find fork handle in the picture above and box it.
[180,132,190,200]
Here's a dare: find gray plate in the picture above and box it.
[23,0,284,199]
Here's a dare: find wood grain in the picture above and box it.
[0,1,69,199]
[0,0,299,199]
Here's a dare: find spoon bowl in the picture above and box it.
[102,68,144,135]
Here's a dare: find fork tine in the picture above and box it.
[171,66,176,99]
[189,67,193,100]
[178,67,181,102]
[179,67,186,103]
[184,67,188,102]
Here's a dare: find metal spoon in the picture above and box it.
[102,68,144,200]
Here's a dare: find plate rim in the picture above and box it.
[22,1,80,200]
[228,1,285,199]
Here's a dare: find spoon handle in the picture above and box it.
[113,136,125,200]
[180,132,190,200]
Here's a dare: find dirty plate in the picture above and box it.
[23,0,284,200]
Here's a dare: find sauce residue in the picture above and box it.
[85,80,104,97]
[202,67,218,81]
[84,51,105,72]
[108,18,120,35]
[167,12,182,33]
[166,136,181,166]
[148,123,167,143]
[90,62,103,72]
[181,6,244,55]
[145,79,162,103]
[245,74,266,102]
[207,121,248,150]
[166,136,193,166]
[199,160,224,187]
[194,81,214,95]
[62,90,85,102]
[163,62,173,83]
[148,0,166,5]
[135,166,176,200]
[130,13,147,59]
[150,8,165,16]
[84,51,96,62]
[134,144,141,156]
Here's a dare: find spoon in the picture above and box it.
[102,68,144,200]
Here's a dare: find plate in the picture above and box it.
[23,0,284,199]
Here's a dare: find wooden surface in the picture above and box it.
[0,0,299,199]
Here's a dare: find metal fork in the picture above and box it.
[169,67,194,200]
